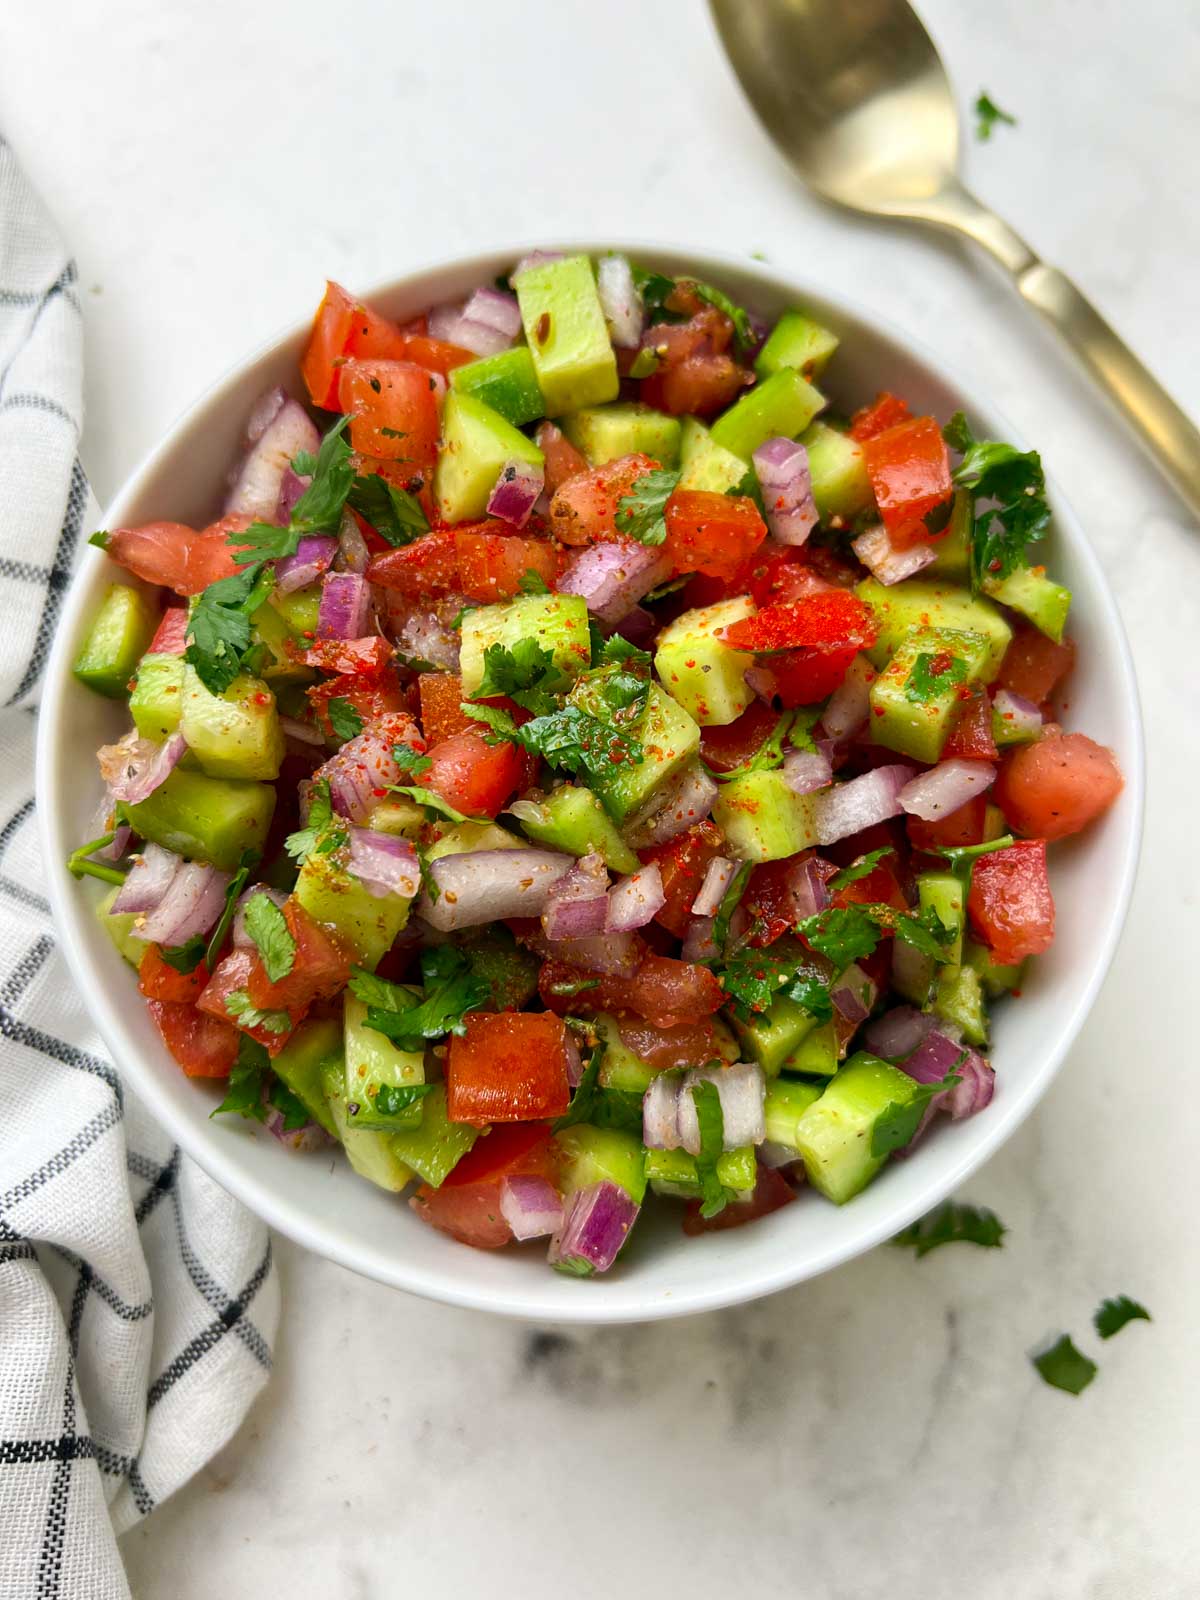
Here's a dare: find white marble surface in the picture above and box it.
[3,0,1199,1593]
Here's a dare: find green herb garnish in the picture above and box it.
[614,469,680,547]
[944,411,1050,591]
[891,1199,1007,1257]
[326,697,364,742]
[974,91,1017,142]
[1032,1334,1098,1396]
[241,893,296,983]
[1094,1295,1151,1340]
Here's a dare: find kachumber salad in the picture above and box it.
[69,251,1123,1275]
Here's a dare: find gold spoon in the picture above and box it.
[710,0,1200,519]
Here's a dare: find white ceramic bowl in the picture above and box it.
[37,243,1143,1324]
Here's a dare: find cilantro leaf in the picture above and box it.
[157,935,206,974]
[614,469,680,547]
[932,834,1017,893]
[268,1078,312,1131]
[347,967,417,1012]
[1094,1294,1151,1340]
[691,1080,728,1219]
[372,1082,435,1118]
[827,847,894,892]
[474,639,569,716]
[905,649,968,704]
[712,861,753,956]
[974,91,1017,142]
[1032,1334,1098,1396]
[326,697,364,742]
[546,975,601,998]
[354,949,489,1051]
[392,744,432,778]
[871,1062,964,1157]
[390,785,476,824]
[892,1199,1008,1257]
[518,569,552,595]
[210,1035,271,1121]
[205,854,254,970]
[597,635,652,671]
[227,522,300,567]
[944,412,1050,589]
[630,266,678,322]
[290,448,318,476]
[285,779,336,865]
[691,281,756,352]
[224,990,291,1034]
[242,893,296,983]
[553,1043,606,1131]
[797,905,881,966]
[465,700,644,782]
[287,415,355,535]
[184,566,265,695]
[346,472,429,547]
[875,903,955,960]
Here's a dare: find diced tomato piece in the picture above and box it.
[830,857,907,912]
[454,526,560,602]
[746,548,836,609]
[662,490,767,580]
[148,607,188,656]
[342,298,410,364]
[301,281,358,409]
[368,529,461,596]
[337,359,441,469]
[418,672,476,745]
[993,731,1123,841]
[699,701,782,774]
[302,635,394,676]
[535,421,589,493]
[942,687,998,761]
[103,520,252,599]
[613,1015,733,1072]
[638,307,750,418]
[540,954,724,1029]
[744,857,807,948]
[147,997,240,1078]
[308,668,410,734]
[399,335,475,378]
[245,899,351,1014]
[720,590,876,656]
[861,416,952,540]
[639,820,725,937]
[850,391,912,442]
[681,1164,796,1235]
[823,817,909,870]
[446,1012,571,1124]
[424,730,526,818]
[138,943,208,1003]
[967,839,1054,965]
[441,1124,558,1189]
[997,622,1076,705]
[197,948,297,1057]
[548,453,660,547]
[751,647,859,707]
[906,793,987,852]
[409,1186,512,1249]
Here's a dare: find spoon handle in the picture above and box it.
[1015,263,1200,518]
[928,182,1200,519]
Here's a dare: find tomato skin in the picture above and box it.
[682,1164,796,1235]
[861,416,952,541]
[368,529,461,596]
[301,282,472,409]
[907,792,987,852]
[638,307,750,418]
[997,622,1076,705]
[662,490,767,580]
[993,731,1122,841]
[747,549,836,609]
[301,281,357,409]
[446,1012,571,1125]
[245,900,351,1014]
[424,730,526,818]
[967,839,1054,965]
[613,1015,734,1072]
[942,688,998,761]
[742,856,827,948]
[699,701,781,774]
[639,820,726,937]
[399,335,474,378]
[148,607,188,656]
[752,647,859,707]
[721,590,876,656]
[454,527,560,602]
[851,391,912,442]
[104,520,251,599]
[302,635,394,676]
[548,453,659,547]
[138,944,208,1003]
[440,1124,558,1189]
[147,998,240,1078]
[337,359,441,469]
[535,421,589,493]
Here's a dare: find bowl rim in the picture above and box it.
[37,238,1145,1323]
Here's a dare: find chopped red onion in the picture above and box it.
[542,852,610,941]
[752,437,818,546]
[264,1108,329,1152]
[992,687,1043,740]
[486,460,545,528]
[135,862,232,946]
[623,763,718,848]
[895,1026,994,1129]
[548,1180,639,1275]
[899,1025,964,1084]
[427,300,513,358]
[681,915,718,963]
[397,608,460,672]
[787,854,836,921]
[463,286,521,340]
[275,466,310,524]
[782,748,833,796]
[225,391,320,521]
[280,716,325,747]
[606,864,665,932]
[830,960,877,1026]
[499,1175,564,1241]
[852,522,938,585]
[610,605,656,648]
[863,1005,935,1060]
[97,823,132,863]
[821,653,875,742]
[274,534,337,595]
[346,827,421,901]
[420,848,574,931]
[941,1050,995,1119]
[98,731,187,807]
[642,1072,682,1150]
[511,249,565,279]
[557,538,669,626]
[891,937,935,1008]
[691,856,736,919]
[316,715,420,824]
[111,842,182,915]
[899,759,996,821]
[597,254,644,348]
[317,572,372,640]
[675,1063,766,1154]
[231,885,288,947]
[337,510,370,575]
[744,664,777,705]
[813,764,914,846]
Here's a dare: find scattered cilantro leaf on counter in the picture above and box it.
[615,469,680,547]
[1094,1294,1151,1340]
[210,1035,271,1121]
[974,91,1017,142]
[1032,1334,1098,1396]
[691,1080,728,1219]
[242,893,296,983]
[944,411,1050,590]
[327,697,365,742]
[474,639,569,715]
[871,1060,965,1157]
[892,1199,1007,1257]
[347,472,429,546]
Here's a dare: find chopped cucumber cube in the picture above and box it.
[655,598,756,726]
[449,346,545,427]
[514,253,619,416]
[118,768,275,871]
[459,592,590,695]
[710,368,825,461]
[73,583,159,699]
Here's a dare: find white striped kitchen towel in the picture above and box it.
[0,135,278,1600]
